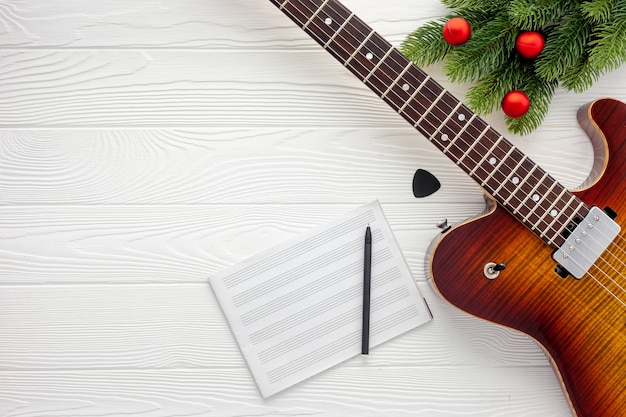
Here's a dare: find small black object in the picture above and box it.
[555,264,570,278]
[362,226,372,355]
[493,263,506,272]
[604,206,617,220]
[412,169,441,198]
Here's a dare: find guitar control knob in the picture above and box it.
[484,262,505,279]
[436,219,451,233]
[493,263,506,272]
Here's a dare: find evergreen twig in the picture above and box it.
[400,0,626,134]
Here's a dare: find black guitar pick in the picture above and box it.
[412,169,441,198]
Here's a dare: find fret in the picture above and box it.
[512,171,549,214]
[344,30,376,66]
[443,113,477,153]
[535,188,570,235]
[523,179,560,224]
[382,62,412,98]
[272,0,591,250]
[363,46,395,83]
[504,165,539,206]
[414,89,447,128]
[482,144,516,187]
[457,125,490,168]
[547,199,586,246]
[469,136,503,177]
[398,76,430,113]
[493,155,528,195]
[324,12,354,48]
[431,102,463,142]
[541,192,576,243]
[302,0,330,30]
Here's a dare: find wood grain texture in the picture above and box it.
[0,49,623,130]
[430,99,626,416]
[0,283,549,371]
[0,204,489,284]
[0,129,594,205]
[0,367,571,417]
[0,0,625,416]
[0,0,446,49]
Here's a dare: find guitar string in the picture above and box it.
[301,0,626,300]
[287,0,619,266]
[598,237,626,284]
[587,265,626,308]
[279,0,626,304]
[282,0,585,245]
[283,0,626,275]
[582,232,626,294]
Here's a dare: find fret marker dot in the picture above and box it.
[441,134,449,141]
[550,209,558,217]
[489,157,497,165]
[402,83,410,91]
[532,194,540,202]
[512,177,520,185]
[366,52,374,60]
[458,113,466,121]
[325,18,332,25]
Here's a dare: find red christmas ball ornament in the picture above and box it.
[502,90,530,118]
[515,31,545,59]
[442,17,471,46]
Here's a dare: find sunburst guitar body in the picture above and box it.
[430,98,626,417]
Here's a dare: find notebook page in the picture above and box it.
[209,201,432,397]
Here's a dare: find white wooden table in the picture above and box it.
[1,1,624,416]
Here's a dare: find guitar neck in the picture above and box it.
[271,0,590,248]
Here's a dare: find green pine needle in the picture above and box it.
[508,0,575,31]
[466,58,526,115]
[401,7,497,67]
[588,18,626,73]
[581,0,614,24]
[504,69,558,135]
[400,0,626,134]
[535,11,591,81]
[560,53,600,92]
[444,16,518,83]
[401,19,451,66]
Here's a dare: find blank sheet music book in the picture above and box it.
[209,201,432,397]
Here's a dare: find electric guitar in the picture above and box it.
[269,1,626,416]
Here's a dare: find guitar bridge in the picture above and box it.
[552,207,621,279]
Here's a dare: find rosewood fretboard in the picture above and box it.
[271,0,590,248]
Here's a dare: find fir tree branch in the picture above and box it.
[588,8,626,73]
[560,52,594,92]
[465,58,526,115]
[444,16,517,82]
[508,0,576,31]
[442,0,503,11]
[505,75,557,135]
[464,57,557,134]
[400,7,497,66]
[401,19,450,66]
[535,10,591,81]
[400,0,625,134]
[581,0,614,24]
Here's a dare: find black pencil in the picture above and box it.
[362,225,372,355]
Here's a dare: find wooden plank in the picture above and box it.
[0,128,594,206]
[0,50,623,129]
[0,283,552,371]
[0,367,571,416]
[0,204,485,283]
[0,0,447,49]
